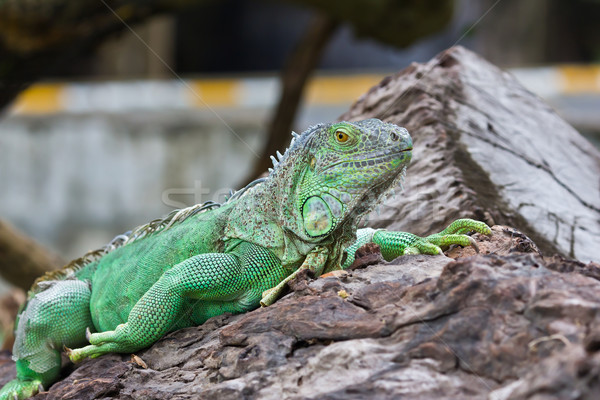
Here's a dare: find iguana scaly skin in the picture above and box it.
[0,119,490,399]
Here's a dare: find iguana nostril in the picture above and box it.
[390,132,399,141]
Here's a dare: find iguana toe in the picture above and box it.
[0,379,43,400]
[66,343,107,363]
[441,219,491,236]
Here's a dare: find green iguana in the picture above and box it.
[0,119,490,399]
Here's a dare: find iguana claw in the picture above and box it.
[63,345,81,363]
[467,236,480,253]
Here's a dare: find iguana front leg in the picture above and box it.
[342,219,491,269]
[260,246,329,307]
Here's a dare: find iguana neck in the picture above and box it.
[223,173,357,271]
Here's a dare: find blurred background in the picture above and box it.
[1,0,600,308]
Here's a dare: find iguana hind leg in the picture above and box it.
[0,280,93,400]
[68,253,243,362]
[69,244,288,363]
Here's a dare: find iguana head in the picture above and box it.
[271,118,412,241]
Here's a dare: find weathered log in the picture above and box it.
[343,46,600,263]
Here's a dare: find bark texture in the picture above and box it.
[343,46,600,263]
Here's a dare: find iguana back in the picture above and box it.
[82,202,234,331]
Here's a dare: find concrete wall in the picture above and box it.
[0,111,266,259]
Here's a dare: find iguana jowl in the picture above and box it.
[0,119,490,399]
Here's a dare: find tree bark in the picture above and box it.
[0,220,64,290]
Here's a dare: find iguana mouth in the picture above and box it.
[324,146,412,171]
[354,145,412,160]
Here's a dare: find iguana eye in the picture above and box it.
[335,130,349,143]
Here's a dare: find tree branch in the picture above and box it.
[0,220,64,290]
